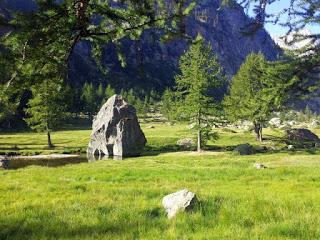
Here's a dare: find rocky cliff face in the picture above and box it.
[1,0,280,90]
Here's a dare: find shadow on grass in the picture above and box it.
[0,211,165,240]
[142,144,184,156]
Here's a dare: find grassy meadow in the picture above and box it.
[1,123,320,239]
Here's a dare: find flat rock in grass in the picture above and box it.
[254,163,267,169]
[285,128,320,142]
[162,189,197,219]
[87,95,147,157]
[234,143,255,155]
[177,138,194,149]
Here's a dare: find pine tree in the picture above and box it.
[174,35,225,152]
[96,83,104,107]
[81,82,97,121]
[104,84,116,101]
[223,53,298,141]
[160,89,176,122]
[0,89,19,129]
[126,89,136,104]
[25,80,68,148]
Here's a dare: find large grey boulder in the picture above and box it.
[162,189,197,219]
[285,128,320,142]
[87,95,147,157]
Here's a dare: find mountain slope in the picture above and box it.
[1,0,280,90]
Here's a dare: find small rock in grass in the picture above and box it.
[254,163,267,169]
[287,145,294,150]
[147,125,155,129]
[162,189,196,219]
[186,123,196,130]
[177,138,194,149]
[269,118,282,128]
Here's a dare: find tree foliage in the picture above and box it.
[174,35,225,151]
[223,53,300,141]
[25,79,69,148]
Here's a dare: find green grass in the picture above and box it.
[1,124,320,239]
[0,123,292,155]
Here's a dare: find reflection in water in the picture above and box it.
[1,154,124,170]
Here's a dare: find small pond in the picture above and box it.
[0,154,124,170]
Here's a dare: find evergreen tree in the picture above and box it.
[104,84,116,101]
[223,53,267,141]
[120,89,128,101]
[81,82,97,120]
[135,98,145,116]
[126,89,136,104]
[96,83,104,107]
[0,88,19,129]
[160,89,176,122]
[223,53,298,141]
[143,96,150,114]
[174,35,225,152]
[25,80,68,148]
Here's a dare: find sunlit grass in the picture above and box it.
[0,124,320,239]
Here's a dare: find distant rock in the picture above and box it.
[310,119,320,128]
[269,118,282,128]
[286,121,298,127]
[0,156,9,169]
[177,138,194,149]
[146,125,155,129]
[234,143,255,155]
[285,128,320,142]
[254,163,267,169]
[287,145,295,150]
[240,121,254,131]
[162,189,197,219]
[187,123,196,130]
[87,95,147,157]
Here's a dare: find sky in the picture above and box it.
[248,0,319,36]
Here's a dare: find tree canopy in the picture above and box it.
[174,35,225,151]
[223,53,300,141]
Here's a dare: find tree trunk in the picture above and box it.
[197,129,201,152]
[197,111,202,152]
[47,131,54,148]
[254,122,263,142]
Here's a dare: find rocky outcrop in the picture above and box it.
[87,95,147,157]
[162,189,197,219]
[1,1,279,90]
